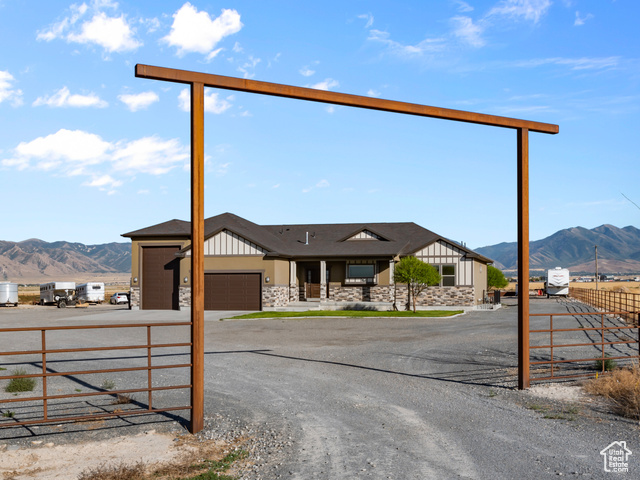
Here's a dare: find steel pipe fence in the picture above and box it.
[570,288,640,325]
[0,322,192,428]
[529,311,640,382]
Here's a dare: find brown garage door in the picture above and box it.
[142,246,180,310]
[204,273,261,311]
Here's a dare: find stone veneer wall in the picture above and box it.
[263,285,289,308]
[329,285,393,302]
[130,286,140,308]
[179,286,191,309]
[395,285,475,307]
[329,284,475,307]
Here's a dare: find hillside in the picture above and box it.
[475,224,640,273]
[0,239,131,282]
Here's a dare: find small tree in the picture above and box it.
[394,256,441,313]
[487,265,508,290]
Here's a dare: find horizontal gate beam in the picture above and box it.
[135,64,559,135]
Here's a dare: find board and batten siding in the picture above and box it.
[412,240,474,286]
[347,230,383,241]
[186,230,267,256]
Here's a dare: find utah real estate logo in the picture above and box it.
[600,441,632,473]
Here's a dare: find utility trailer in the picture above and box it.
[545,267,570,297]
[39,282,77,307]
[76,282,105,304]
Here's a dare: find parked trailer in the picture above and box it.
[39,282,76,306]
[0,282,18,307]
[76,282,105,303]
[545,267,570,297]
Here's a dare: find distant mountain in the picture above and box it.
[475,224,640,273]
[0,239,131,281]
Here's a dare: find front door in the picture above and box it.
[305,266,321,299]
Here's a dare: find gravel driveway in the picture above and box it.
[0,299,637,479]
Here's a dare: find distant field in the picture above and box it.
[503,280,640,295]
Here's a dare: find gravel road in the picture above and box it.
[0,299,638,479]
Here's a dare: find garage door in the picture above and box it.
[142,246,180,310]
[204,273,261,311]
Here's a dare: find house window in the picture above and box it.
[348,264,375,278]
[433,264,456,286]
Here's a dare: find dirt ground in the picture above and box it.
[0,430,192,480]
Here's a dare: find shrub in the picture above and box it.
[595,354,617,372]
[5,368,36,393]
[584,364,640,420]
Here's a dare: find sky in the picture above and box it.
[1,0,639,250]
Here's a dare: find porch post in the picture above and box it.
[320,260,327,300]
[289,260,297,302]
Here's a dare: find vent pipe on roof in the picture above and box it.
[305,232,309,245]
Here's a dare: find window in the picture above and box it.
[432,264,456,286]
[348,264,375,278]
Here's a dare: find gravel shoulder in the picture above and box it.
[1,299,638,479]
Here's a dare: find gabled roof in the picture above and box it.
[122,219,190,237]
[122,212,493,263]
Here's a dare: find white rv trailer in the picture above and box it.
[545,267,570,297]
[39,282,76,305]
[76,282,105,303]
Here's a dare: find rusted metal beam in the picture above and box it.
[190,81,205,434]
[518,128,530,389]
[135,64,559,135]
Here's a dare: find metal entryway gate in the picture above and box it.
[1,64,559,434]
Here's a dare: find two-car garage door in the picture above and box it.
[204,273,261,311]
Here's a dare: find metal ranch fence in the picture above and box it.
[570,287,640,325]
[0,322,192,428]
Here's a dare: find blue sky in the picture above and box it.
[1,0,638,249]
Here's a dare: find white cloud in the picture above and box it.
[451,16,485,47]
[488,0,552,24]
[358,13,374,28]
[178,88,233,114]
[162,3,242,59]
[237,55,261,78]
[0,70,23,106]
[38,2,141,53]
[2,129,188,191]
[33,87,108,108]
[455,1,474,12]
[574,11,594,26]
[308,79,339,91]
[118,91,159,111]
[367,89,381,97]
[299,66,316,77]
[67,12,141,52]
[368,29,446,57]
[316,179,330,188]
[515,56,620,70]
[112,137,188,175]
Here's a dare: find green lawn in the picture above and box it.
[228,310,463,319]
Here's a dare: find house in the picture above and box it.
[121,212,492,311]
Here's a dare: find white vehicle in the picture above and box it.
[545,267,570,297]
[76,282,105,303]
[39,282,76,305]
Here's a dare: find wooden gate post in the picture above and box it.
[517,128,530,389]
[190,81,205,433]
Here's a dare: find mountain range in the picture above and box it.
[0,239,131,282]
[475,224,640,274]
